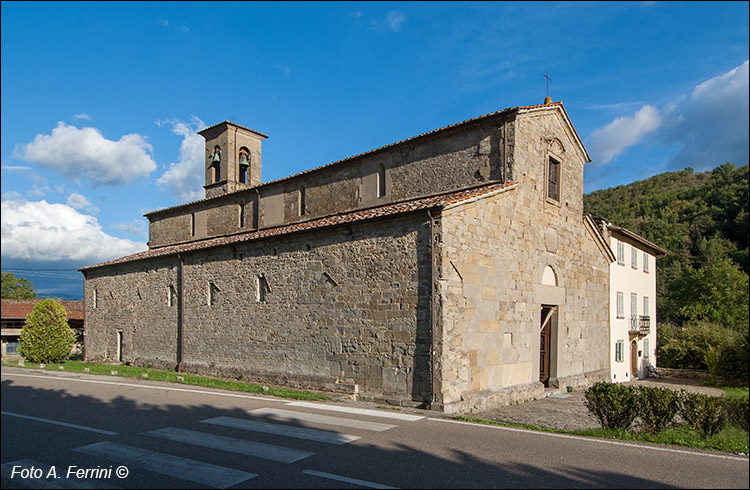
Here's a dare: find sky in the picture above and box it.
[1,1,748,300]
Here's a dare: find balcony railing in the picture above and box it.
[630,316,650,335]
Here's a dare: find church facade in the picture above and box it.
[81,101,612,413]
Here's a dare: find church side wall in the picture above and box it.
[436,110,610,413]
[83,257,180,369]
[84,214,433,405]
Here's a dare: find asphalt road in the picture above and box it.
[1,367,748,489]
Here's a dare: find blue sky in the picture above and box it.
[2,1,748,299]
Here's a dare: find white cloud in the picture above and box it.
[587,105,662,166]
[18,122,156,185]
[112,219,147,237]
[386,11,406,32]
[73,113,92,121]
[156,116,206,202]
[587,60,749,171]
[658,60,749,170]
[1,198,146,263]
[67,192,99,214]
[2,164,48,184]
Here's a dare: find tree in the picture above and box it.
[18,299,75,364]
[1,272,37,300]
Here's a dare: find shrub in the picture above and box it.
[636,386,682,434]
[680,392,726,438]
[723,397,749,432]
[18,299,75,364]
[584,382,638,430]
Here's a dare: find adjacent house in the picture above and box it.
[81,100,616,413]
[595,220,667,381]
[0,299,84,358]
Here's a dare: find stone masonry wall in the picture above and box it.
[85,214,433,405]
[147,117,511,249]
[436,109,610,413]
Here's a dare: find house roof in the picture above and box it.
[145,102,579,218]
[592,218,668,258]
[1,299,84,321]
[82,181,518,272]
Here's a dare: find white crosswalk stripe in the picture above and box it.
[286,401,424,421]
[201,416,360,445]
[146,427,314,463]
[249,408,397,431]
[73,441,256,488]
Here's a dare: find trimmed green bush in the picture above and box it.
[584,382,638,430]
[636,386,682,434]
[723,397,749,432]
[680,392,726,438]
[18,299,75,364]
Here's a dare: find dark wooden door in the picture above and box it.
[540,308,552,387]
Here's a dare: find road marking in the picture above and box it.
[249,408,396,432]
[303,469,398,489]
[201,416,360,445]
[1,372,280,403]
[146,427,314,463]
[429,418,750,462]
[2,460,115,489]
[74,441,256,488]
[1,411,117,436]
[287,401,424,421]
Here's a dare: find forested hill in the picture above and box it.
[584,163,748,275]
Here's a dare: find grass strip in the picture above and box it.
[2,359,330,401]
[454,415,748,455]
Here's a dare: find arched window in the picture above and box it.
[238,148,250,184]
[212,146,221,183]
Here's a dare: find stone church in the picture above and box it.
[81,100,612,413]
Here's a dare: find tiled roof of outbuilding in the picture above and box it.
[82,181,517,272]
[1,299,84,321]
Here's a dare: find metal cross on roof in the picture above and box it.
[544,70,551,98]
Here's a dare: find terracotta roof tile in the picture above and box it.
[1,299,84,321]
[83,182,517,271]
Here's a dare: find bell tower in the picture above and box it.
[198,121,268,199]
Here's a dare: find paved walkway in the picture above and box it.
[468,378,725,432]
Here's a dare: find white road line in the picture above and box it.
[1,411,117,436]
[146,427,314,463]
[303,469,399,489]
[287,401,424,421]
[429,418,750,462]
[249,408,396,432]
[201,416,360,445]
[2,460,116,489]
[2,372,280,403]
[74,441,256,488]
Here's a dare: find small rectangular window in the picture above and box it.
[547,157,560,201]
[168,285,176,307]
[299,188,306,216]
[615,340,624,362]
[93,288,98,309]
[632,246,638,269]
[377,164,386,198]
[643,252,649,273]
[644,338,650,359]
[257,275,269,303]
[191,213,196,237]
[643,296,649,318]
[631,293,638,318]
[616,292,624,318]
[207,282,216,306]
[617,241,625,265]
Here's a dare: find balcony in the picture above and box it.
[630,316,650,336]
